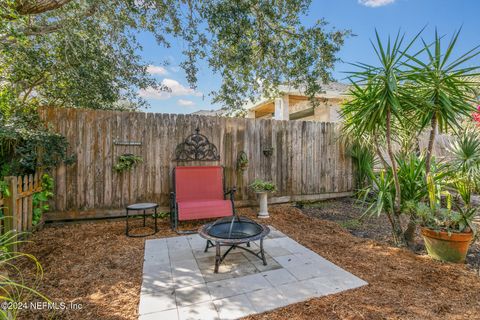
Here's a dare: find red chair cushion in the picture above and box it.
[177,200,233,221]
[175,166,224,202]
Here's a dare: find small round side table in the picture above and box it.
[125,203,159,237]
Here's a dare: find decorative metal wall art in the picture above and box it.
[175,128,220,161]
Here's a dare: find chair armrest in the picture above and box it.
[224,187,236,195]
[224,187,236,201]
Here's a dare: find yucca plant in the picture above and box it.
[406,29,480,176]
[347,142,377,190]
[396,153,427,204]
[360,170,394,218]
[343,28,480,247]
[342,30,423,246]
[448,130,480,176]
[358,169,408,245]
[446,128,480,207]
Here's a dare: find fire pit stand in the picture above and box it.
[198,217,270,273]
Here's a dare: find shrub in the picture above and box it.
[113,154,143,173]
[249,179,276,193]
[0,111,75,176]
[416,176,477,234]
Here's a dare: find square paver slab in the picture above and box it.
[139,290,176,315]
[213,294,256,320]
[140,227,367,320]
[175,283,212,307]
[139,308,178,320]
[178,301,219,320]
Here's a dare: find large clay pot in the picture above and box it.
[421,227,474,263]
[256,192,269,218]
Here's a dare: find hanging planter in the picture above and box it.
[113,153,143,173]
[236,151,249,172]
[263,147,274,157]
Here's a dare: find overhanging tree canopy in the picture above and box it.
[0,0,349,111]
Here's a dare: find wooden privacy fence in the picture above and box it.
[0,173,42,234]
[376,133,455,169]
[39,107,354,221]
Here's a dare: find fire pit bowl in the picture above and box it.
[205,216,264,239]
[198,215,270,273]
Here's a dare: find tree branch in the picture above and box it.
[15,0,72,15]
[1,3,98,43]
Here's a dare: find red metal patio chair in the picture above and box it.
[170,166,236,233]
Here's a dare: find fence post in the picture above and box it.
[3,176,18,250]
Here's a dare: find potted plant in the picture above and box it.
[236,151,249,172]
[417,176,477,263]
[249,179,276,218]
[113,153,143,173]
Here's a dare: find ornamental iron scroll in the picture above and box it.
[174,128,220,161]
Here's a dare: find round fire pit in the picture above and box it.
[198,216,270,273]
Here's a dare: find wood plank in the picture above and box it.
[27,174,33,230]
[39,107,356,221]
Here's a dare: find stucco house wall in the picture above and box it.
[246,82,349,122]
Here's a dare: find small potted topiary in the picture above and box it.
[249,179,276,218]
[416,176,477,263]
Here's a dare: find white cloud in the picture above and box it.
[146,65,168,75]
[139,78,202,100]
[358,0,395,7]
[177,99,195,107]
[163,79,201,97]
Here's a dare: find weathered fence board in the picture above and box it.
[39,107,354,221]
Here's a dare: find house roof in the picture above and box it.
[191,109,225,116]
[245,81,351,110]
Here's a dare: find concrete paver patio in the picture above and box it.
[139,226,367,320]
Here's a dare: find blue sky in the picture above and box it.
[137,0,480,114]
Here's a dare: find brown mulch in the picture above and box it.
[300,197,480,270]
[299,198,397,244]
[17,203,480,320]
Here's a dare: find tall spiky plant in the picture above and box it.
[447,128,480,207]
[342,30,422,246]
[406,29,480,176]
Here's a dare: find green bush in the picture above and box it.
[416,176,477,235]
[0,111,75,176]
[113,154,143,173]
[32,174,54,226]
[347,142,376,190]
[249,179,276,193]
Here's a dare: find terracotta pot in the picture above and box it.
[421,227,474,263]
